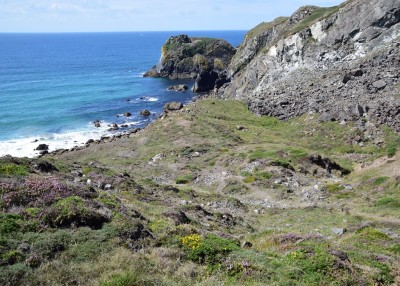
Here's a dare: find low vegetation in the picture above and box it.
[0,99,399,285]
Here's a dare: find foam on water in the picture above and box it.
[0,120,146,158]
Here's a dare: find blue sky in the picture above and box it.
[1,0,344,32]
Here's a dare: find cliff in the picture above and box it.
[144,34,236,81]
[219,0,400,132]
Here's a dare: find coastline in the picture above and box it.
[0,91,201,159]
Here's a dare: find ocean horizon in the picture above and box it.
[0,30,246,158]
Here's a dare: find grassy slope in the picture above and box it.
[1,99,399,285]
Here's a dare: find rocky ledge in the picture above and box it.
[144,34,236,92]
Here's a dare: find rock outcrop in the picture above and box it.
[144,34,236,92]
[217,0,400,132]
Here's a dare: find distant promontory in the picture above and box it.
[144,34,236,92]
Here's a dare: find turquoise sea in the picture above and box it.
[0,31,246,157]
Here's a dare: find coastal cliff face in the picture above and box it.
[144,34,236,81]
[220,0,400,132]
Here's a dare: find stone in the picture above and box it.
[36,160,58,172]
[35,144,49,151]
[372,80,387,90]
[124,112,132,117]
[164,101,183,112]
[140,109,151,116]
[93,120,101,128]
[164,210,191,225]
[241,241,253,248]
[167,84,188,92]
[332,227,347,235]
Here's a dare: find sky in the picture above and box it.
[1,0,345,33]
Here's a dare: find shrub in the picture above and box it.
[1,175,70,208]
[0,163,28,176]
[387,143,396,158]
[373,176,389,186]
[182,234,240,265]
[243,176,257,184]
[0,214,21,234]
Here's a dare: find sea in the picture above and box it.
[0,31,246,158]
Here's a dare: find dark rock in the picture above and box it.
[192,70,219,93]
[164,101,183,112]
[351,69,363,77]
[45,205,112,229]
[108,123,119,131]
[342,73,352,84]
[124,112,132,117]
[36,160,58,173]
[307,155,351,176]
[351,104,365,117]
[120,222,153,241]
[164,210,191,225]
[140,109,151,116]
[167,84,189,92]
[241,241,253,248]
[93,120,101,128]
[86,139,95,144]
[35,144,49,151]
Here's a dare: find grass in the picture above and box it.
[1,99,399,285]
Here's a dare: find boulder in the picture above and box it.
[167,84,189,92]
[93,120,101,128]
[140,110,151,116]
[372,80,387,90]
[35,144,49,151]
[164,101,183,112]
[124,112,132,117]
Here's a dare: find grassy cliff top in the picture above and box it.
[1,98,399,285]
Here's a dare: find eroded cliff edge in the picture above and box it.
[218,0,400,132]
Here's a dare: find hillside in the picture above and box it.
[1,0,400,285]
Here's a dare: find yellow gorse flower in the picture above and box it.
[181,234,203,250]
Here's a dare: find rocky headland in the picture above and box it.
[144,34,236,92]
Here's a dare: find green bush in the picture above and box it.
[182,234,240,265]
[0,214,21,234]
[0,163,28,176]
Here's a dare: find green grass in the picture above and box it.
[246,16,289,39]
